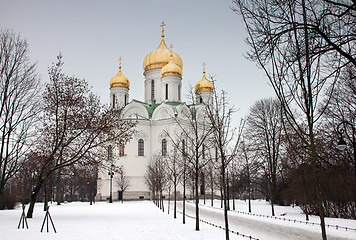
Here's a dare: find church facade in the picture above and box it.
[96,23,214,201]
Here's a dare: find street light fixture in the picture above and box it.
[336,121,356,182]
[337,137,347,151]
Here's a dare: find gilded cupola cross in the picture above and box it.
[160,21,166,37]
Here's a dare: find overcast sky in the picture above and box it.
[1,0,275,121]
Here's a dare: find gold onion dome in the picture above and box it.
[161,46,182,78]
[143,22,183,71]
[110,57,130,88]
[195,63,214,92]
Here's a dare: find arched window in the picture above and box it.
[113,94,116,109]
[124,94,127,106]
[151,79,155,100]
[119,142,125,157]
[162,138,167,156]
[200,96,203,104]
[165,84,168,100]
[108,145,113,160]
[138,139,144,156]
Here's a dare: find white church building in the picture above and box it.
[96,23,214,201]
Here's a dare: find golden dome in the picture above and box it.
[110,58,130,89]
[143,22,183,71]
[161,48,182,78]
[195,63,214,92]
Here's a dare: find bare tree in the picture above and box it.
[238,139,261,213]
[162,148,183,218]
[26,54,135,218]
[170,87,213,231]
[245,98,284,216]
[204,82,244,240]
[145,155,168,211]
[116,168,130,203]
[0,29,40,202]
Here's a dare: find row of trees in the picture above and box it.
[0,29,136,219]
[146,2,355,240]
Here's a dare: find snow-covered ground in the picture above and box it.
[181,199,356,240]
[0,200,355,240]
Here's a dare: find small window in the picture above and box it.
[124,94,127,106]
[178,84,181,101]
[151,80,155,100]
[200,96,203,103]
[162,139,167,156]
[165,84,168,100]
[138,139,144,156]
[113,94,116,109]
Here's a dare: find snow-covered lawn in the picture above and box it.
[0,201,244,240]
[0,200,355,240]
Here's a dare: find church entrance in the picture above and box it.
[118,191,123,201]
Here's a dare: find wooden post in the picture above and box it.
[17,204,29,229]
[40,206,56,233]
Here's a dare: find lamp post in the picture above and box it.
[336,121,356,183]
[107,145,114,203]
[108,164,115,203]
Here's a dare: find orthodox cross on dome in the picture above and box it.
[118,56,122,70]
[202,62,206,74]
[160,21,166,37]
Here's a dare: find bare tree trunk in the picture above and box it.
[174,183,177,218]
[168,187,171,215]
[269,180,275,216]
[211,171,214,207]
[183,172,186,224]
[195,164,199,231]
[222,167,230,240]
[310,134,327,239]
[27,175,45,218]
[220,186,223,208]
[248,177,251,213]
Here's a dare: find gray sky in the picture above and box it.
[0,0,275,121]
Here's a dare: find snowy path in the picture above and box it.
[174,201,356,240]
